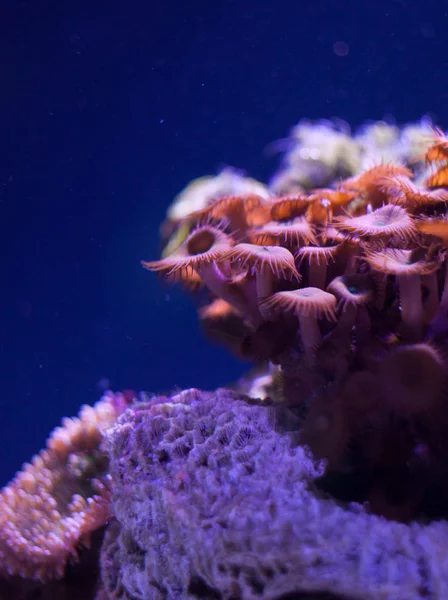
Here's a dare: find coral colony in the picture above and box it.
[145,122,448,524]
[3,119,448,598]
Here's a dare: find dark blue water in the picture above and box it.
[0,0,446,484]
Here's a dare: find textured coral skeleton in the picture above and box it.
[101,388,448,600]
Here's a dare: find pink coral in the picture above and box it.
[0,391,131,582]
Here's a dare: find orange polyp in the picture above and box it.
[270,194,311,221]
[426,164,448,189]
[334,204,415,240]
[261,288,337,366]
[142,223,233,278]
[251,217,317,247]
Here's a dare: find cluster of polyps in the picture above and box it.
[0,391,132,581]
[144,128,448,521]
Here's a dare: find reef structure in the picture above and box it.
[144,121,448,523]
[100,388,448,600]
[3,119,448,598]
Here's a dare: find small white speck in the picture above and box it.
[159,119,164,124]
[165,294,170,301]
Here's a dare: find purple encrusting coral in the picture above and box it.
[100,388,448,600]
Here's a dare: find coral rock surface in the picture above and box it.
[102,389,448,600]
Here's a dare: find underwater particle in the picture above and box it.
[420,22,435,38]
[19,300,32,318]
[333,41,349,57]
[96,377,111,392]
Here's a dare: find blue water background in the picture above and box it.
[0,0,446,484]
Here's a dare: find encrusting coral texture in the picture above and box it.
[100,388,448,600]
